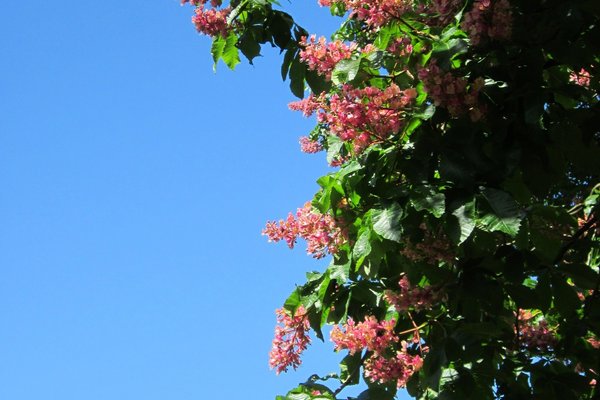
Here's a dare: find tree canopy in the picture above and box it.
[182,0,599,398]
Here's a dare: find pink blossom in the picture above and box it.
[262,202,345,258]
[289,84,416,156]
[329,0,416,28]
[387,37,413,57]
[419,60,486,121]
[330,316,398,354]
[288,94,323,117]
[318,84,416,153]
[299,136,323,153]
[462,0,512,46]
[384,276,443,312]
[192,6,231,37]
[588,336,600,349]
[570,68,591,87]
[364,343,423,388]
[400,222,455,264]
[430,0,464,25]
[299,35,356,80]
[181,0,222,5]
[517,310,557,351]
[269,306,311,374]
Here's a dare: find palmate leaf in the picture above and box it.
[478,188,523,237]
[210,32,240,71]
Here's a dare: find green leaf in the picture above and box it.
[329,257,351,282]
[289,56,306,98]
[326,135,343,165]
[371,203,403,243]
[238,33,261,63]
[210,35,226,72]
[305,69,330,94]
[507,284,541,309]
[551,274,581,315]
[478,188,523,237]
[337,160,362,178]
[283,288,302,313]
[340,352,362,386]
[331,58,361,85]
[450,200,476,244]
[356,387,396,400]
[281,48,297,81]
[222,32,240,70]
[412,104,436,120]
[353,228,372,264]
[558,263,599,290]
[226,0,248,24]
[431,38,468,69]
[454,322,504,339]
[411,186,445,218]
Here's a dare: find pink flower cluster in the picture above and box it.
[430,0,464,25]
[290,84,417,154]
[181,0,222,5]
[269,306,311,374]
[364,342,424,388]
[299,136,323,153]
[384,276,442,312]
[299,35,357,80]
[517,310,557,351]
[570,68,591,87]
[317,0,463,27]
[318,0,415,28]
[462,0,512,46]
[386,37,413,57]
[400,223,455,264]
[588,336,600,349]
[288,93,323,117]
[262,202,345,258]
[419,60,486,121]
[331,316,423,388]
[183,0,231,37]
[331,316,398,354]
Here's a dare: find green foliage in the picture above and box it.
[186,0,600,398]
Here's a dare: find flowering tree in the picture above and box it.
[182,0,599,398]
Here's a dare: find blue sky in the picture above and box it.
[0,2,409,399]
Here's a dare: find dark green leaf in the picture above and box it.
[411,186,445,218]
[371,203,403,243]
[479,188,523,237]
[339,352,362,386]
[289,56,306,98]
[552,274,581,315]
[450,200,476,244]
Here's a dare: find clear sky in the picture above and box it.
[0,2,409,399]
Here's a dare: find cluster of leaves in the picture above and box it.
[184,0,600,398]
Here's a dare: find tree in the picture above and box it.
[181,1,599,398]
